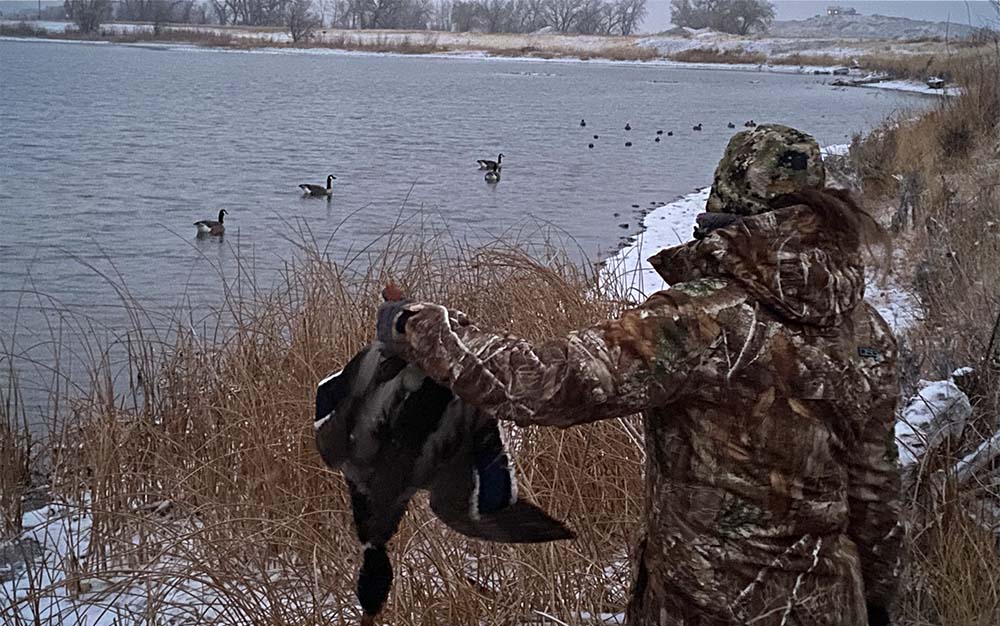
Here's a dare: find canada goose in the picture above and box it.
[315,334,573,626]
[477,153,503,170]
[693,124,703,131]
[625,123,632,131]
[580,119,586,127]
[727,122,736,129]
[299,174,336,197]
[194,209,227,236]
[485,167,501,183]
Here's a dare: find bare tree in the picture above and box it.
[670,0,773,35]
[64,0,112,32]
[614,0,645,34]
[288,0,320,39]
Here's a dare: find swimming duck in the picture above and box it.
[656,130,663,135]
[477,153,503,170]
[484,167,501,183]
[693,123,703,131]
[744,120,757,128]
[667,131,673,136]
[624,123,632,131]
[194,209,227,236]
[580,119,586,127]
[727,122,736,129]
[299,174,336,197]
[315,330,573,626]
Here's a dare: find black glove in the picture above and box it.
[866,602,890,626]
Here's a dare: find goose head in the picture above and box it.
[218,209,228,223]
[327,174,337,187]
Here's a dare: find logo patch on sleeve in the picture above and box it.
[858,346,882,360]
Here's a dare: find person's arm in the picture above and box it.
[847,395,904,621]
[386,291,726,427]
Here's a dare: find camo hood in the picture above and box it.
[707,124,826,216]
[648,203,866,327]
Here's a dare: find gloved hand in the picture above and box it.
[376,284,415,354]
[866,602,890,626]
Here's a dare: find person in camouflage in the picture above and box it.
[376,124,903,626]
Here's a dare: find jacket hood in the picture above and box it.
[648,205,865,327]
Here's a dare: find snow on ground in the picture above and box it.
[859,79,957,97]
[896,375,973,468]
[768,14,977,40]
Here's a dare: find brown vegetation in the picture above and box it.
[668,46,767,64]
[848,49,1000,625]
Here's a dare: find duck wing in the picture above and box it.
[428,418,574,543]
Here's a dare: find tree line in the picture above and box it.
[65,0,774,39]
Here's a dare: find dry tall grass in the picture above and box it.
[0,235,643,625]
[851,47,1000,626]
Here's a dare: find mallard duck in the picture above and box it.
[299,174,336,197]
[477,153,503,170]
[485,167,501,183]
[315,338,573,626]
[194,209,227,236]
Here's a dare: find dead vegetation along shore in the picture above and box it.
[848,47,1000,625]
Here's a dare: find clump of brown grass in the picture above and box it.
[770,52,847,67]
[852,44,1000,625]
[668,47,766,65]
[1,232,642,625]
[0,363,33,537]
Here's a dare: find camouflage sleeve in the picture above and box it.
[395,293,721,427]
[845,333,904,609]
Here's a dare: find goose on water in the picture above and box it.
[315,313,572,626]
[485,167,501,183]
[477,153,503,170]
[194,209,227,236]
[693,123,703,131]
[299,174,336,197]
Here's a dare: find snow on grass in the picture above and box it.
[896,377,973,468]
[859,79,958,97]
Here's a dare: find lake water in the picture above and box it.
[1,39,926,414]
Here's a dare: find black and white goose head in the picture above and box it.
[315,340,572,625]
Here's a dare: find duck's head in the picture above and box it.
[358,545,392,626]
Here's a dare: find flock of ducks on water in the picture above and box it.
[193,119,761,236]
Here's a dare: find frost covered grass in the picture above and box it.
[0,232,642,625]
[848,46,1000,625]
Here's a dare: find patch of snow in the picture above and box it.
[860,79,958,97]
[768,14,977,41]
[896,378,972,468]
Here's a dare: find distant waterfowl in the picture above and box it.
[693,124,703,131]
[588,143,594,149]
[667,131,674,136]
[485,167,501,183]
[655,137,660,142]
[625,141,632,147]
[593,134,599,139]
[194,209,227,236]
[299,174,336,197]
[727,122,736,129]
[625,123,632,131]
[744,120,757,127]
[477,153,503,170]
[656,130,663,135]
[580,119,586,127]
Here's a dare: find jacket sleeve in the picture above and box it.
[395,292,724,427]
[846,379,904,608]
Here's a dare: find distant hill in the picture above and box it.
[768,13,979,40]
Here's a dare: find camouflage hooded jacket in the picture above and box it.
[395,202,903,626]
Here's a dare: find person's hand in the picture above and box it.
[376,284,415,354]
[866,602,891,626]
